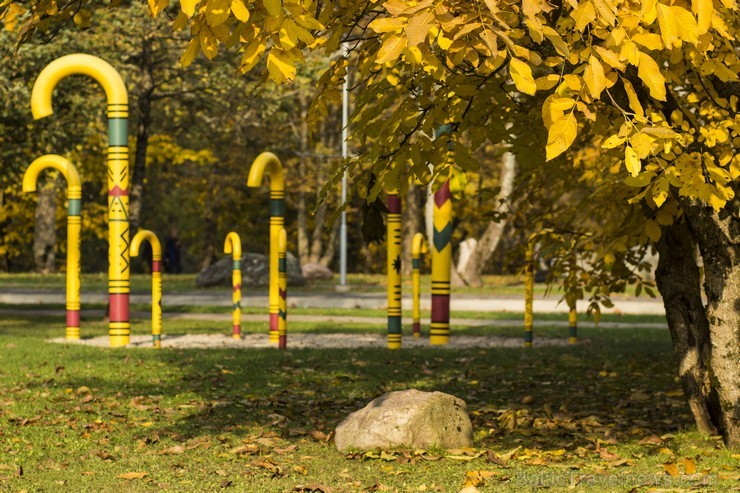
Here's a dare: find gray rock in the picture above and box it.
[195,252,305,288]
[334,389,473,452]
[301,262,334,280]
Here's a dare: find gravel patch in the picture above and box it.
[49,333,574,349]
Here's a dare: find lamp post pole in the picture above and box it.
[339,42,349,287]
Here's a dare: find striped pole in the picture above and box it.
[278,228,288,350]
[131,230,162,348]
[411,232,428,338]
[524,239,534,347]
[224,232,242,339]
[32,54,130,347]
[568,305,578,345]
[247,152,285,345]
[387,189,403,349]
[431,180,452,345]
[23,155,82,341]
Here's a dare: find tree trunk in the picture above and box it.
[458,151,517,287]
[319,218,340,267]
[656,186,740,449]
[129,32,155,235]
[308,201,328,264]
[683,194,740,449]
[402,181,419,275]
[33,177,58,273]
[655,221,719,436]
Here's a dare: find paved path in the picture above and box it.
[0,308,666,329]
[0,288,666,315]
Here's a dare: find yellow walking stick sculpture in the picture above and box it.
[411,233,428,339]
[32,54,130,347]
[278,228,288,350]
[224,232,242,339]
[131,230,163,348]
[247,152,284,345]
[23,155,82,340]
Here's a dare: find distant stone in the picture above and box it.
[334,389,473,452]
[195,252,305,288]
[301,262,333,280]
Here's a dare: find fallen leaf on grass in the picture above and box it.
[157,445,185,455]
[596,446,621,461]
[458,486,480,493]
[680,457,696,475]
[639,435,662,445]
[117,472,147,480]
[309,430,334,443]
[292,484,333,492]
[663,462,680,477]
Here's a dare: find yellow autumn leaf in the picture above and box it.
[368,17,406,33]
[696,0,713,34]
[645,219,662,242]
[652,176,669,207]
[583,55,605,99]
[230,0,250,22]
[376,34,407,64]
[672,6,698,44]
[535,74,560,90]
[594,46,625,70]
[630,133,654,159]
[637,52,666,101]
[148,0,168,16]
[625,145,641,176]
[266,48,296,83]
[406,9,435,46]
[622,78,644,119]
[205,0,230,27]
[571,0,596,32]
[179,38,200,67]
[180,0,199,17]
[199,26,219,59]
[263,0,281,17]
[117,472,148,480]
[656,3,679,49]
[545,112,578,161]
[602,134,626,149]
[509,58,536,96]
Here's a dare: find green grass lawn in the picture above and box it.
[0,316,735,492]
[0,272,657,300]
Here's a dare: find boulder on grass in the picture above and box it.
[334,389,473,452]
[195,252,305,288]
[301,262,333,280]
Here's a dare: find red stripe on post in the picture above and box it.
[110,294,129,322]
[387,195,401,213]
[152,260,161,272]
[279,335,286,350]
[431,295,450,322]
[270,313,279,331]
[66,310,80,327]
[434,181,451,207]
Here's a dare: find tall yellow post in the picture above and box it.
[386,189,403,349]
[32,54,130,347]
[278,228,288,350]
[23,155,82,340]
[411,233,428,338]
[524,239,535,347]
[568,305,578,345]
[431,180,452,345]
[131,230,162,348]
[247,152,285,345]
[224,232,242,340]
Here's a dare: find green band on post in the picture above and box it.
[278,258,286,272]
[68,198,81,216]
[270,199,285,217]
[233,261,240,270]
[388,316,402,334]
[412,258,420,269]
[569,326,577,338]
[108,119,128,147]
[524,331,533,343]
